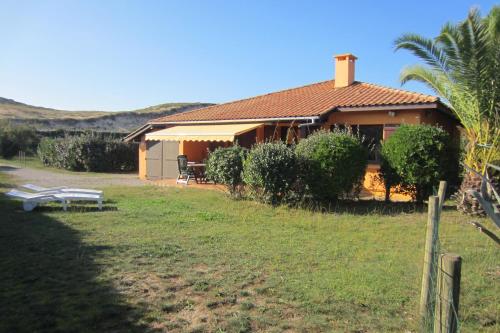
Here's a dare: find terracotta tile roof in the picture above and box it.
[151,80,439,123]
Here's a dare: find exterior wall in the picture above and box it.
[325,109,424,127]
[138,136,147,180]
[420,109,461,142]
[180,141,210,162]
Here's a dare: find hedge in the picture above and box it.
[295,129,368,202]
[243,141,297,205]
[37,132,137,172]
[0,121,40,158]
[205,145,246,197]
[380,124,456,202]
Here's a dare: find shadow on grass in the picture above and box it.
[35,205,119,213]
[301,200,457,216]
[0,197,157,332]
[0,165,19,172]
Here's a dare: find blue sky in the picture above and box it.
[0,0,497,111]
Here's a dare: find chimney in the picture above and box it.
[334,53,357,88]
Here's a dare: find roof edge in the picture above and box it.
[149,115,321,126]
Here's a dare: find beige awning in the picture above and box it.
[145,123,263,142]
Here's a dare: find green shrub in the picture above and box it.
[295,129,368,202]
[205,145,246,196]
[380,124,454,202]
[37,132,137,172]
[243,141,297,205]
[0,121,39,158]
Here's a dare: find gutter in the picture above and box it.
[124,116,321,142]
[148,116,321,125]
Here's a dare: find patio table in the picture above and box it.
[188,163,207,183]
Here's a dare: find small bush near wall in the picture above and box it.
[205,144,246,197]
[380,124,455,203]
[0,121,39,158]
[243,141,297,205]
[295,129,368,203]
[37,132,137,172]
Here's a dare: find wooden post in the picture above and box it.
[437,181,447,217]
[434,254,462,333]
[419,196,440,327]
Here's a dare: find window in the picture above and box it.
[330,124,383,162]
[355,125,383,162]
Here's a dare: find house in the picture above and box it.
[125,53,460,198]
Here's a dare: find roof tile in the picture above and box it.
[152,80,438,123]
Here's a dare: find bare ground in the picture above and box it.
[0,164,146,188]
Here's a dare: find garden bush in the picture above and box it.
[243,141,297,205]
[37,132,137,172]
[295,129,368,202]
[0,121,39,158]
[205,144,246,197]
[380,124,455,203]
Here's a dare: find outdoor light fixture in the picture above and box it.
[388,111,396,117]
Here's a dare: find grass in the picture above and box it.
[0,156,129,176]
[0,156,59,171]
[0,172,498,332]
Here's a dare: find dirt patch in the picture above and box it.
[114,269,304,332]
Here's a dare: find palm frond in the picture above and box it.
[394,34,450,74]
[396,6,500,169]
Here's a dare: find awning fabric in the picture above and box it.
[145,123,263,142]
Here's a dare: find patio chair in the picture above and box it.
[20,183,103,197]
[176,155,195,184]
[5,189,103,211]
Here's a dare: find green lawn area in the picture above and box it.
[0,156,133,177]
[0,156,65,171]
[0,172,498,332]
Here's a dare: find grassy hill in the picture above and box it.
[0,97,212,132]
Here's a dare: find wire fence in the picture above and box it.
[419,164,500,332]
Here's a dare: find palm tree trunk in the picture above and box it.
[456,171,485,215]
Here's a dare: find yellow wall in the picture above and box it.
[326,109,424,126]
[138,136,147,180]
[180,141,210,162]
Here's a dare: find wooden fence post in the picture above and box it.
[434,254,462,333]
[437,181,447,218]
[419,196,440,327]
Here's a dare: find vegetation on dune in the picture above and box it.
[0,97,213,132]
[0,97,208,120]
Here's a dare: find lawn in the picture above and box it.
[0,156,135,177]
[0,172,498,332]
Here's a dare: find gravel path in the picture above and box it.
[0,164,146,189]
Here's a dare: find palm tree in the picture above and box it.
[394,6,499,214]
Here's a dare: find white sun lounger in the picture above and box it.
[20,184,103,197]
[5,189,103,211]
[53,193,103,211]
[5,189,65,212]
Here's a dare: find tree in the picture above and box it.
[394,6,499,213]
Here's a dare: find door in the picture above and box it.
[146,141,162,180]
[162,141,180,179]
